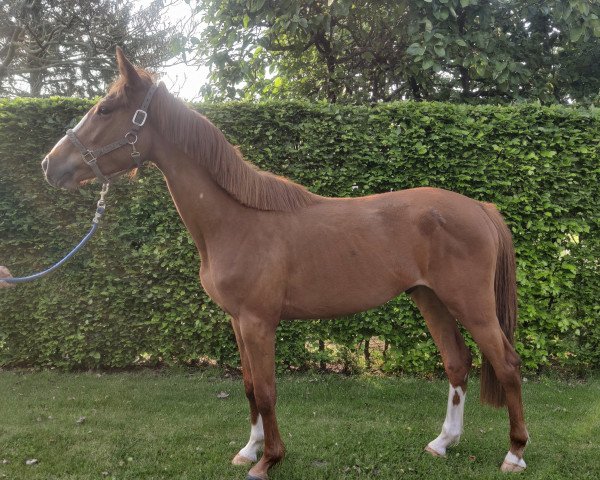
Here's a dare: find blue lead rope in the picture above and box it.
[3,183,109,285]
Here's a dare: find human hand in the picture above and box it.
[0,266,15,288]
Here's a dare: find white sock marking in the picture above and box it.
[504,451,527,468]
[238,415,264,462]
[427,384,466,456]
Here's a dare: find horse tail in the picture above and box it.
[479,203,518,408]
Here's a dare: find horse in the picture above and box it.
[41,47,529,479]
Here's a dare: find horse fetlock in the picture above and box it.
[426,431,461,457]
[265,445,285,465]
[237,443,262,463]
[442,424,463,440]
[447,434,461,447]
[237,416,264,463]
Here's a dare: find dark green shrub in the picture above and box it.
[0,98,598,372]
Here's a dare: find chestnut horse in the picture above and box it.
[41,48,528,478]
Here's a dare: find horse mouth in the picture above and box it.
[46,171,81,190]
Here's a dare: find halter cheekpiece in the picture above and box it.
[66,83,158,184]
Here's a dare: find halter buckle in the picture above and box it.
[132,109,147,126]
[82,150,97,165]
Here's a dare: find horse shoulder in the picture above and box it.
[199,218,290,317]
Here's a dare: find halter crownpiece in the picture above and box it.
[66,83,158,185]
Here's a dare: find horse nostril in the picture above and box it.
[41,156,49,174]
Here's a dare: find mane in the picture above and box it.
[111,72,321,212]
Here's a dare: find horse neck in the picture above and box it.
[152,143,244,260]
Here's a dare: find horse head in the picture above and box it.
[42,47,157,189]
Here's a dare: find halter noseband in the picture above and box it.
[66,83,158,184]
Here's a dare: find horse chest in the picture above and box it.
[199,260,280,317]
[199,265,235,315]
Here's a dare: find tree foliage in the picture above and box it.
[194,0,600,104]
[0,0,186,97]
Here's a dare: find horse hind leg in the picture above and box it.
[436,288,529,472]
[465,319,529,472]
[410,286,473,457]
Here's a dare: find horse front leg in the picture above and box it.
[238,312,284,480]
[231,318,264,466]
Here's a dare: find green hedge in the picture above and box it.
[0,98,598,373]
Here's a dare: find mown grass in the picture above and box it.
[0,370,598,479]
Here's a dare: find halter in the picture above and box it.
[66,83,158,184]
[0,84,158,286]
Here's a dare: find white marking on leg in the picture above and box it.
[503,451,527,469]
[427,384,466,457]
[238,415,264,462]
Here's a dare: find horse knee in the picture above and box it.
[253,387,277,414]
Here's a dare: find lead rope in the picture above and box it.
[2,183,110,284]
[2,84,158,286]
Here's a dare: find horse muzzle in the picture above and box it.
[41,155,60,187]
[42,154,80,190]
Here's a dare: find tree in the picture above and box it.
[192,0,600,104]
[0,0,188,97]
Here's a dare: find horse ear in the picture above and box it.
[116,46,141,86]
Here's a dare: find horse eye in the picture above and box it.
[98,106,110,115]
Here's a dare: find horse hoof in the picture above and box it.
[501,461,526,473]
[424,445,446,458]
[232,454,254,465]
[246,475,267,480]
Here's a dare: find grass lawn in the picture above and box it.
[0,370,598,479]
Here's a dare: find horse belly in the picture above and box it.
[282,287,401,319]
[282,244,417,319]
